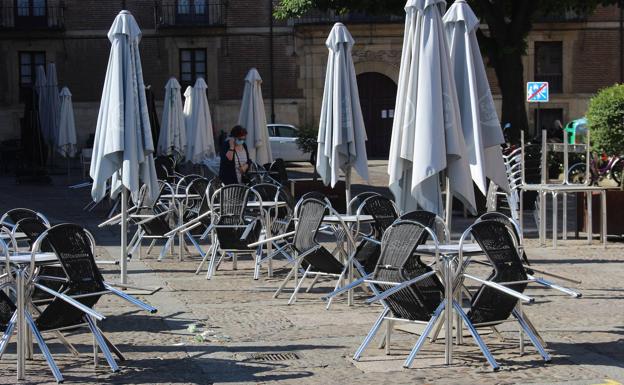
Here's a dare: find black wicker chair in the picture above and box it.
[439,220,551,368]
[250,184,296,279]
[1,208,50,232]
[257,198,351,305]
[0,224,157,381]
[267,158,290,186]
[322,195,398,307]
[205,185,264,279]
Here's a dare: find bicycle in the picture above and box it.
[567,152,624,186]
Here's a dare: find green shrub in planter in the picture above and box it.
[587,83,624,156]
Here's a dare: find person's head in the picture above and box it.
[230,125,247,145]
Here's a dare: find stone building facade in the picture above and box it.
[0,1,621,158]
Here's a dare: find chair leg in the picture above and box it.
[0,311,17,359]
[146,239,157,256]
[306,274,320,293]
[25,313,64,383]
[288,265,310,305]
[404,302,444,368]
[206,248,220,280]
[326,270,346,310]
[512,309,551,361]
[385,319,392,355]
[232,253,238,270]
[195,244,213,275]
[273,263,296,299]
[353,307,389,361]
[85,316,119,373]
[186,233,206,260]
[452,301,499,371]
[429,313,445,343]
[98,327,126,361]
[53,331,80,356]
[158,237,174,261]
[254,249,262,280]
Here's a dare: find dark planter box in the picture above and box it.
[576,189,624,236]
[290,178,346,213]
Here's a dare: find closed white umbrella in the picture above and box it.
[34,66,48,142]
[56,87,77,158]
[90,10,159,284]
[444,0,508,195]
[158,77,187,156]
[45,62,61,147]
[388,0,475,221]
[238,68,272,165]
[186,77,216,163]
[316,23,369,208]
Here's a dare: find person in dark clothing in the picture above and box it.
[219,125,252,185]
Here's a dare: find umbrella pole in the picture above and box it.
[345,168,352,214]
[121,186,128,285]
[445,176,452,237]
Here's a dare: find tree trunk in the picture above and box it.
[491,50,529,143]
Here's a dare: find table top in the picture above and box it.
[323,214,374,224]
[520,184,607,192]
[161,193,201,200]
[5,252,58,264]
[1,232,26,239]
[416,243,482,256]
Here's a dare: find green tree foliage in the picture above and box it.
[275,0,618,142]
[587,84,624,156]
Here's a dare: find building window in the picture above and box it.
[177,0,206,15]
[18,51,46,100]
[180,48,207,88]
[534,41,563,93]
[16,0,46,16]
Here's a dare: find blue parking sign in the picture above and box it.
[527,82,549,103]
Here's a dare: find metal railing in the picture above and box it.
[290,9,403,26]
[0,6,64,30]
[154,2,226,28]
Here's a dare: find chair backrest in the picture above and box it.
[467,220,528,325]
[358,195,398,239]
[373,221,443,322]
[251,183,279,203]
[399,210,447,242]
[34,224,106,331]
[196,176,223,218]
[293,198,327,253]
[212,184,251,222]
[268,158,289,185]
[14,218,52,252]
[1,208,48,228]
[154,155,175,180]
[348,192,380,214]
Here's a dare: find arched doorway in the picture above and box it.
[357,72,397,159]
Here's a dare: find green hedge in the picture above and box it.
[587,83,624,155]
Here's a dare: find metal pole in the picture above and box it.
[345,168,352,214]
[121,186,128,285]
[269,0,276,124]
[445,176,452,236]
[17,269,25,380]
[444,256,453,365]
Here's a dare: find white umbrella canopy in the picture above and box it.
[90,10,158,205]
[56,87,77,158]
[45,62,61,147]
[185,77,216,163]
[388,0,476,217]
[443,0,509,194]
[158,77,187,157]
[316,22,369,206]
[89,10,159,283]
[238,68,272,165]
[34,66,48,141]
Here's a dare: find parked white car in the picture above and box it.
[268,124,310,162]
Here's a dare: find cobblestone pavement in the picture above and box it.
[0,172,623,384]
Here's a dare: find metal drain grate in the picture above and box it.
[246,352,301,362]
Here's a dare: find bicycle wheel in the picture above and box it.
[568,163,587,184]
[610,160,624,186]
